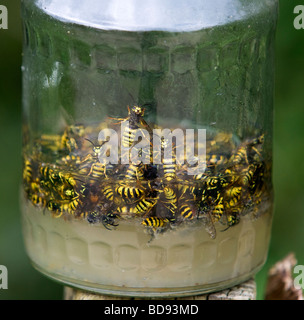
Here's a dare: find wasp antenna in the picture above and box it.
[85,138,96,146]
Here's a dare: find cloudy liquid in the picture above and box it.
[22,194,272,297]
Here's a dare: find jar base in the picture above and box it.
[31,260,262,298]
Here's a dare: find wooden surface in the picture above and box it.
[64,278,256,300]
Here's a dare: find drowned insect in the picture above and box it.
[135,197,157,216]
[87,211,119,230]
[231,134,265,166]
[115,185,145,204]
[142,217,169,230]
[23,157,33,183]
[125,162,145,181]
[179,202,195,220]
[60,124,85,153]
[111,105,153,150]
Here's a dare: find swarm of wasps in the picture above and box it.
[22,105,270,239]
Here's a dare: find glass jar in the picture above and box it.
[21,0,278,297]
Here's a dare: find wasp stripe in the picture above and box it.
[125,163,144,180]
[179,204,194,220]
[142,217,168,228]
[135,199,155,214]
[103,186,114,201]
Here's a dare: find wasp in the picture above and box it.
[31,194,47,208]
[162,157,176,182]
[232,145,248,165]
[29,179,42,195]
[231,134,265,166]
[201,176,224,204]
[179,203,195,220]
[240,164,257,187]
[222,208,241,231]
[224,186,242,209]
[158,136,178,182]
[115,185,145,203]
[88,161,107,180]
[135,198,157,216]
[47,196,81,217]
[81,138,106,163]
[66,197,81,214]
[161,186,178,215]
[57,154,82,167]
[112,105,152,150]
[47,200,64,218]
[60,198,81,216]
[142,217,169,230]
[55,184,78,201]
[80,183,101,206]
[211,197,225,222]
[102,185,114,202]
[227,209,241,227]
[206,153,229,167]
[60,124,85,153]
[23,157,33,183]
[39,164,76,188]
[38,134,62,153]
[115,205,138,218]
[87,211,119,230]
[125,162,145,181]
[39,164,57,184]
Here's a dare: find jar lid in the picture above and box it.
[35,0,271,32]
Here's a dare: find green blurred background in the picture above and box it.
[0,0,303,300]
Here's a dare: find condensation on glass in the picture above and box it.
[21,0,278,297]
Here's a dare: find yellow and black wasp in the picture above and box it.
[31,193,47,208]
[231,133,265,166]
[57,154,82,167]
[60,124,85,153]
[224,186,243,209]
[121,105,153,149]
[102,185,114,202]
[23,156,33,183]
[135,197,157,216]
[87,209,119,230]
[109,105,153,156]
[125,162,145,181]
[115,205,138,217]
[115,185,145,204]
[39,164,77,188]
[47,196,81,218]
[179,202,195,220]
[161,186,178,216]
[142,217,169,230]
[47,200,64,218]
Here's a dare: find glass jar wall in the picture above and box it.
[21,0,278,297]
